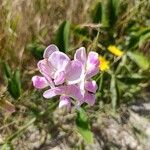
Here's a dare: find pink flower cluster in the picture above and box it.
[32,44,100,110]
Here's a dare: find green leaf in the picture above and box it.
[101,0,111,27]
[127,27,150,49]
[111,0,120,18]
[76,108,93,144]
[117,74,147,84]
[127,51,150,70]
[27,43,45,60]
[138,27,150,36]
[110,74,118,111]
[91,2,102,23]
[1,61,12,78]
[8,69,21,99]
[127,34,139,49]
[110,0,120,25]
[139,32,150,47]
[55,21,70,52]
[72,25,90,42]
[101,0,120,27]
[98,73,104,92]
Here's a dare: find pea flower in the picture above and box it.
[32,45,83,109]
[32,44,83,87]
[74,47,99,106]
[32,44,100,109]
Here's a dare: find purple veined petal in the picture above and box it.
[37,59,54,77]
[66,60,83,84]
[74,47,86,66]
[43,85,84,102]
[43,44,59,58]
[87,51,99,67]
[48,51,70,71]
[54,71,65,85]
[86,51,100,79]
[43,86,65,99]
[85,80,98,93]
[84,92,96,106]
[59,95,71,111]
[65,85,84,102]
[37,59,55,87]
[32,76,49,89]
[86,66,99,79]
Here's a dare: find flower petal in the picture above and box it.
[48,51,70,71]
[85,80,98,93]
[66,60,83,84]
[65,85,84,102]
[32,76,48,89]
[43,44,59,58]
[37,59,55,87]
[43,85,83,102]
[43,86,65,99]
[74,47,86,65]
[86,51,100,79]
[108,45,124,57]
[84,92,96,106]
[87,52,99,66]
[59,95,71,110]
[54,71,65,85]
[99,56,110,71]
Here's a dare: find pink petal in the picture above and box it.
[48,51,70,71]
[32,76,48,89]
[74,47,86,66]
[37,59,55,87]
[65,85,84,102]
[54,71,65,85]
[43,44,59,58]
[85,80,98,93]
[43,86,65,99]
[84,92,96,106]
[87,52,99,66]
[66,60,83,84]
[86,51,100,79]
[86,67,99,79]
[59,95,71,110]
[43,85,83,102]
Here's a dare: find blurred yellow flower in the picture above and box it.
[99,56,110,71]
[108,45,124,57]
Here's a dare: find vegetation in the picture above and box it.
[0,0,150,149]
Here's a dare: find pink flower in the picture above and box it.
[32,45,83,109]
[74,47,99,106]
[32,44,100,109]
[38,44,70,86]
[32,44,83,87]
[32,44,59,89]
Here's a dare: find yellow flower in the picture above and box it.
[108,45,124,57]
[99,56,110,71]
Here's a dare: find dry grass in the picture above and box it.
[0,0,93,65]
